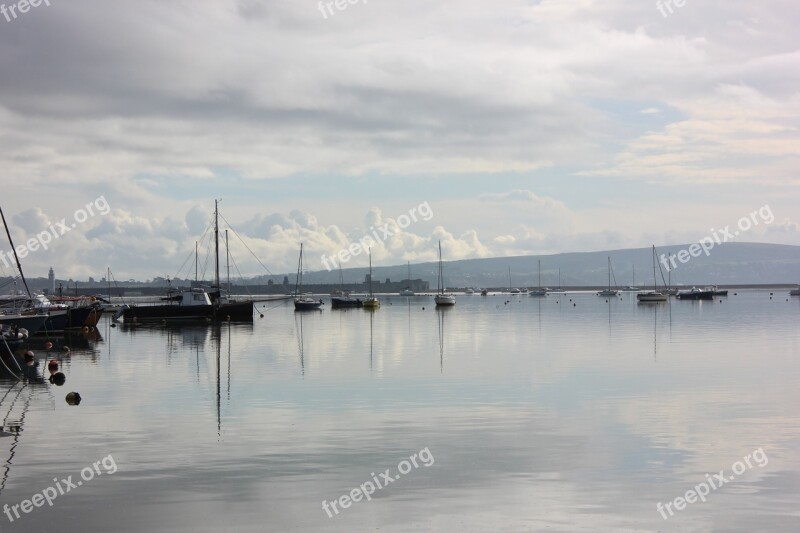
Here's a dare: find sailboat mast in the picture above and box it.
[538,260,541,289]
[368,248,373,297]
[438,241,443,294]
[226,230,230,293]
[0,205,31,297]
[195,241,198,284]
[295,243,303,295]
[214,200,220,290]
[652,246,657,291]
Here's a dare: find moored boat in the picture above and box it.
[362,248,380,309]
[434,241,455,307]
[597,257,619,296]
[676,287,714,300]
[637,245,668,303]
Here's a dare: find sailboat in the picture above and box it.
[331,265,362,308]
[399,261,415,296]
[529,260,547,296]
[637,246,668,302]
[434,241,456,306]
[597,257,619,296]
[362,249,381,309]
[0,205,49,335]
[120,201,254,322]
[509,267,521,294]
[624,263,640,291]
[294,243,323,311]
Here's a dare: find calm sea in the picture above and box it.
[1,290,799,532]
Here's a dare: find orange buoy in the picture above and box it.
[44,341,53,350]
[48,359,59,371]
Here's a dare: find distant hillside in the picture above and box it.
[260,243,800,288]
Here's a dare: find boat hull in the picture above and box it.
[0,314,48,335]
[331,297,363,309]
[637,292,668,302]
[676,291,714,300]
[294,300,323,311]
[434,295,456,306]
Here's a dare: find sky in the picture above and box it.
[0,0,798,281]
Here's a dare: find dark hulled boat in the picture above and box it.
[676,287,714,300]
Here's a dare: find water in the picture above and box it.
[1,291,799,532]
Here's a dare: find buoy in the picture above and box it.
[573,303,576,307]
[24,350,34,358]
[48,359,59,372]
[50,372,66,386]
[82,326,89,333]
[65,392,81,406]
[422,307,425,310]
[44,341,53,350]
[61,346,70,354]
[260,314,264,318]
[110,323,116,328]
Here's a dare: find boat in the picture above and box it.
[122,201,254,322]
[362,249,380,309]
[0,206,50,334]
[597,257,619,296]
[549,268,566,293]
[480,289,488,296]
[676,287,714,300]
[464,288,475,294]
[791,286,800,296]
[331,266,362,308]
[637,246,668,302]
[399,261,415,296]
[529,260,548,297]
[434,241,456,306]
[623,263,640,291]
[704,285,728,296]
[294,243,323,311]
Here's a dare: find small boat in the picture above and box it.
[704,286,728,296]
[464,288,475,294]
[434,241,456,306]
[331,266,362,308]
[790,287,800,296]
[399,261,415,296]
[676,287,714,300]
[637,246,668,303]
[331,296,363,309]
[362,248,380,309]
[294,243,323,311]
[529,260,548,297]
[480,289,488,296]
[597,257,619,296]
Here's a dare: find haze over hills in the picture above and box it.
[259,242,800,288]
[9,242,800,292]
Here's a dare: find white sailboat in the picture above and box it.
[399,261,415,296]
[434,241,456,306]
[597,257,619,296]
[363,248,380,309]
[529,259,547,296]
[637,245,668,302]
